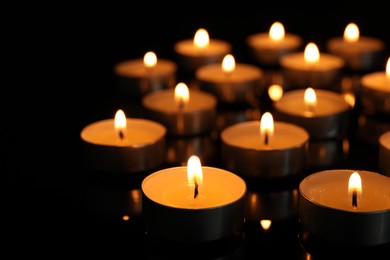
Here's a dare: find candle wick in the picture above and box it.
[352,189,357,209]
[119,130,125,140]
[194,182,199,199]
[264,132,269,145]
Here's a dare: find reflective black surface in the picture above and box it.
[4,11,390,258]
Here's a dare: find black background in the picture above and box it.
[3,8,390,258]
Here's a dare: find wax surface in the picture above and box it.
[81,118,166,147]
[221,120,308,150]
[300,170,390,212]
[114,59,177,77]
[174,39,232,57]
[361,72,390,92]
[247,32,302,49]
[142,166,246,209]
[196,63,263,83]
[142,89,217,113]
[274,89,350,116]
[280,53,344,71]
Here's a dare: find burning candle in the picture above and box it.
[360,57,390,114]
[326,22,385,71]
[195,53,264,103]
[273,87,351,139]
[246,21,303,66]
[173,28,232,75]
[280,42,345,89]
[142,82,217,136]
[80,109,167,173]
[220,112,309,178]
[141,155,247,242]
[114,51,177,98]
[299,169,390,246]
[379,130,390,177]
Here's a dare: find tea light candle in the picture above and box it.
[273,88,351,139]
[114,51,177,98]
[195,54,264,103]
[326,23,385,71]
[280,42,345,89]
[299,169,390,246]
[142,82,217,136]
[246,21,303,66]
[80,109,167,173]
[174,28,232,74]
[141,155,247,242]
[220,112,309,178]
[379,131,390,177]
[360,57,390,114]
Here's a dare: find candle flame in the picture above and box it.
[260,220,272,230]
[348,171,362,208]
[260,112,274,146]
[143,51,157,68]
[187,155,203,187]
[194,28,209,48]
[222,54,235,73]
[174,82,190,108]
[304,42,320,63]
[114,109,127,140]
[344,23,359,43]
[269,21,285,41]
[386,57,390,78]
[304,87,317,113]
[268,84,283,101]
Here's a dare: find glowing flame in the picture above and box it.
[269,21,285,41]
[348,171,362,208]
[386,57,390,78]
[143,51,157,68]
[304,42,320,64]
[187,155,203,187]
[260,112,274,146]
[268,84,283,101]
[115,109,127,140]
[343,92,356,108]
[260,220,272,230]
[344,23,359,43]
[222,54,235,73]
[194,28,209,48]
[174,82,190,108]
[304,87,317,113]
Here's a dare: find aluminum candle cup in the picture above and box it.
[299,169,390,246]
[220,120,309,178]
[141,166,247,243]
[114,58,177,98]
[379,131,390,177]
[142,88,217,136]
[245,188,299,222]
[80,118,166,173]
[196,63,264,103]
[274,89,351,139]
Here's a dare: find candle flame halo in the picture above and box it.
[187,155,203,187]
[304,42,320,63]
[260,219,272,230]
[268,84,283,101]
[386,57,390,78]
[174,82,190,108]
[344,23,359,43]
[222,54,235,73]
[269,21,285,41]
[114,109,127,139]
[143,51,157,68]
[260,112,274,146]
[194,28,209,48]
[304,87,317,114]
